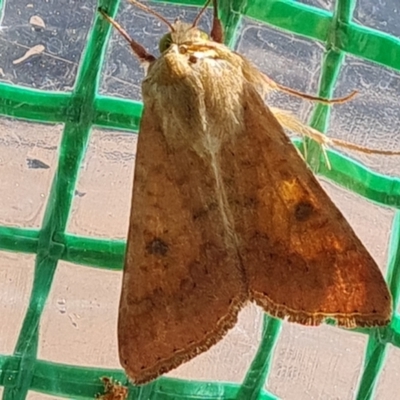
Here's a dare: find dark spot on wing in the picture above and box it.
[146,238,169,256]
[294,201,314,221]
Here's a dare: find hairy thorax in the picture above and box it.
[141,27,251,153]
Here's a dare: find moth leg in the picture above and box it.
[270,107,332,169]
[330,137,400,156]
[271,107,400,158]
[298,138,307,161]
[320,144,332,170]
[191,0,224,44]
[211,0,224,43]
[259,72,384,163]
[98,7,156,63]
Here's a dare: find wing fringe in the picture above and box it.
[252,293,390,329]
[130,296,246,384]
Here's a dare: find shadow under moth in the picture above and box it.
[99,0,395,385]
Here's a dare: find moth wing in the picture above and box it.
[119,108,247,384]
[220,84,391,327]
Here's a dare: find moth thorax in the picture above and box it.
[199,59,245,138]
[143,48,245,147]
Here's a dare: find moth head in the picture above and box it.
[159,24,210,53]
[127,0,213,53]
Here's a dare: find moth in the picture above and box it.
[99,0,392,385]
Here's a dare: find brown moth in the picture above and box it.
[99,0,392,385]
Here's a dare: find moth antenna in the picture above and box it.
[127,0,175,32]
[277,83,358,105]
[192,0,213,27]
[262,73,357,105]
[98,8,156,63]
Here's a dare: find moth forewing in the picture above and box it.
[100,0,392,385]
[221,84,391,329]
[118,23,251,385]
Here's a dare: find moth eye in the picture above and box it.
[200,31,209,40]
[159,33,172,52]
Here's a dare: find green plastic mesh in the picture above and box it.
[0,0,400,399]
